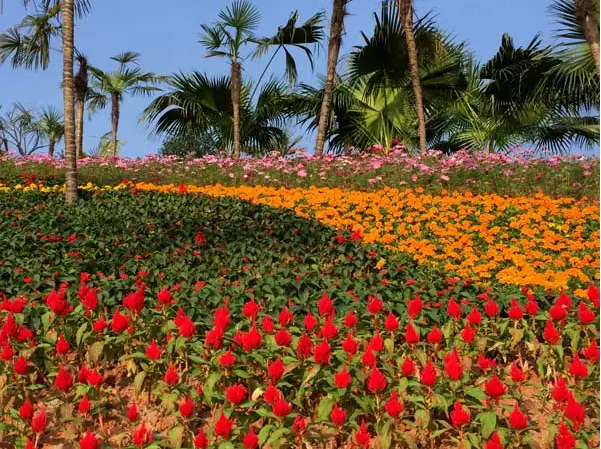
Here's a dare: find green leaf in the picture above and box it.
[134,371,146,395]
[478,411,497,438]
[465,386,486,402]
[203,371,221,404]
[415,409,430,428]
[88,341,104,364]
[169,426,185,449]
[317,396,334,421]
[266,427,289,446]
[258,424,275,445]
[76,322,88,346]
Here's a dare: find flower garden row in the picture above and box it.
[0,148,598,198]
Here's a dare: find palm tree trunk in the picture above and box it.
[111,93,119,157]
[314,0,346,156]
[231,60,242,159]
[576,0,600,76]
[48,138,55,158]
[76,100,84,159]
[62,0,77,204]
[344,139,351,156]
[398,0,427,155]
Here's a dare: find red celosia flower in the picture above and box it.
[92,316,108,333]
[334,366,352,389]
[343,310,358,328]
[366,366,387,393]
[447,298,462,319]
[79,285,98,313]
[123,287,145,314]
[157,287,175,307]
[145,340,162,360]
[342,332,358,357]
[384,390,403,418]
[407,294,422,319]
[111,309,130,334]
[543,319,561,344]
[368,331,384,352]
[1,343,13,361]
[577,302,595,324]
[484,431,504,449]
[263,383,281,404]
[508,403,528,429]
[551,378,570,403]
[303,311,317,331]
[267,358,285,382]
[478,353,496,372]
[484,299,500,317]
[275,328,291,347]
[443,348,463,381]
[401,358,415,376]
[226,384,247,405]
[292,415,306,435]
[588,284,600,308]
[568,353,588,379]
[565,393,584,430]
[330,403,346,426]
[55,366,73,392]
[78,394,91,414]
[127,402,138,422]
[243,429,259,448]
[32,408,46,433]
[133,422,152,447]
[384,311,399,332]
[56,334,70,355]
[205,326,224,349]
[45,289,72,317]
[510,362,525,382]
[354,419,371,448]
[525,298,539,316]
[507,299,523,320]
[466,306,482,325]
[219,348,236,367]
[485,373,507,400]
[314,340,331,365]
[362,349,376,367]
[86,369,103,388]
[421,360,437,386]
[367,295,383,315]
[322,317,339,340]
[261,315,274,334]
[405,322,420,345]
[179,397,194,418]
[19,397,33,419]
[194,429,208,448]
[427,326,442,345]
[296,332,313,359]
[556,422,576,449]
[278,308,293,327]
[272,396,292,417]
[242,298,259,321]
[461,323,475,343]
[164,363,179,386]
[214,412,233,439]
[549,302,567,321]
[16,325,34,342]
[450,401,470,428]
[175,312,195,338]
[212,305,230,330]
[79,429,99,449]
[317,291,334,317]
[582,339,600,362]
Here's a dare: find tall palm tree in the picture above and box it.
[89,52,162,156]
[199,0,261,159]
[143,72,290,156]
[573,0,600,75]
[398,0,427,154]
[74,53,88,159]
[62,0,77,203]
[314,0,347,156]
[37,106,64,157]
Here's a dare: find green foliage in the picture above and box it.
[158,131,219,158]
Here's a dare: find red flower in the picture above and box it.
[242,298,259,321]
[407,294,422,319]
[447,298,462,319]
[179,397,194,418]
[484,373,507,400]
[484,431,504,449]
[78,365,89,383]
[314,340,331,365]
[577,301,595,324]
[214,412,233,439]
[478,353,496,373]
[164,363,179,386]
[354,419,371,448]
[568,353,588,379]
[420,360,437,386]
[55,334,70,355]
[334,366,352,389]
[86,369,103,388]
[556,422,576,449]
[367,295,383,315]
[263,383,281,404]
[368,330,383,352]
[510,362,525,382]
[226,384,247,405]
[587,284,600,308]
[1,343,13,361]
[205,326,224,349]
[362,349,376,367]
[551,378,570,403]
[384,311,399,332]
[460,324,475,343]
[78,285,98,313]
[194,429,208,448]
[508,403,528,429]
[292,415,306,435]
[321,317,338,340]
[404,322,420,345]
[401,358,415,376]
[303,311,317,331]
[111,309,130,333]
[272,396,292,417]
[450,401,470,428]
[343,310,358,328]
[123,287,145,314]
[55,366,73,392]
[212,305,230,329]
[543,319,561,344]
[384,390,403,418]
[127,402,138,422]
[157,287,175,307]
[366,366,387,393]
[32,408,46,433]
[133,422,153,447]
[342,332,358,357]
[525,298,539,316]
[317,291,334,317]
[78,394,91,414]
[278,308,293,327]
[550,302,567,321]
[267,358,285,382]
[427,326,442,345]
[145,340,162,360]
[261,315,274,334]
[330,403,346,426]
[219,348,236,367]
[507,299,523,320]
[467,306,482,325]
[19,397,33,419]
[565,393,585,430]
[175,311,195,338]
[274,328,291,347]
[443,348,463,381]
[297,332,313,359]
[79,429,99,449]
[92,316,108,333]
[243,429,259,448]
[484,299,500,317]
[45,289,72,316]
[582,339,600,362]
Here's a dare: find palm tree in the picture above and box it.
[74,53,88,159]
[572,0,600,76]
[314,0,347,156]
[37,106,64,157]
[397,0,427,154]
[143,72,290,156]
[199,0,261,159]
[89,52,162,156]
[62,0,77,203]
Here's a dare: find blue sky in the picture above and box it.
[0,0,555,157]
